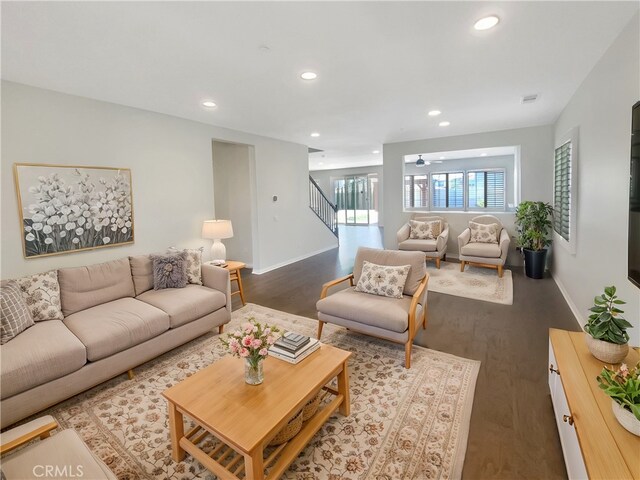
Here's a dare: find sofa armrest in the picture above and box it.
[1,415,58,455]
[436,225,449,252]
[396,223,410,244]
[499,228,511,262]
[202,264,231,314]
[457,228,471,251]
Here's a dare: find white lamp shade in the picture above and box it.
[202,220,233,240]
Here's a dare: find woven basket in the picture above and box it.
[584,334,628,364]
[269,409,303,446]
[302,393,321,421]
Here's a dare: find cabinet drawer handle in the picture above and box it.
[549,364,560,375]
[563,414,574,426]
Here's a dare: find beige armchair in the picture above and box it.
[316,247,429,368]
[458,215,510,277]
[0,416,116,479]
[397,214,449,268]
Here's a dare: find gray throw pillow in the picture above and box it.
[151,252,188,290]
[1,280,35,344]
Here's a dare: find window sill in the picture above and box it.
[403,209,515,215]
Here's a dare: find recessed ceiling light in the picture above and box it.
[428,110,441,117]
[301,72,317,80]
[372,150,380,154]
[439,156,446,160]
[310,132,320,137]
[439,121,450,127]
[319,162,324,165]
[474,15,500,31]
[202,101,217,108]
[480,153,487,157]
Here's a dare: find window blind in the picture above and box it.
[431,172,464,209]
[404,175,428,208]
[554,141,572,241]
[468,170,505,209]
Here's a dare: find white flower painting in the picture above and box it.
[14,164,134,258]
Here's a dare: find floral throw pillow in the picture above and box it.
[355,261,411,299]
[15,270,64,321]
[469,221,501,244]
[409,220,441,240]
[1,280,34,344]
[151,252,189,290]
[167,247,203,285]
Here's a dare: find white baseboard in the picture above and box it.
[551,271,585,330]
[251,244,338,275]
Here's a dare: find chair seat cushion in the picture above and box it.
[0,320,87,399]
[460,242,502,258]
[137,285,227,328]
[398,238,437,252]
[64,298,169,362]
[316,287,414,333]
[2,429,116,479]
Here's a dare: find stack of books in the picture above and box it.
[268,332,320,364]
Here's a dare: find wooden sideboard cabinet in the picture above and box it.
[548,328,639,479]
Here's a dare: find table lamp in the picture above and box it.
[202,219,234,265]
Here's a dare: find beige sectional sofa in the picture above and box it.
[1,255,231,429]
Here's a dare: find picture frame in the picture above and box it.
[13,163,135,258]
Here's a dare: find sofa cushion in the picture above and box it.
[460,241,502,258]
[137,285,227,328]
[316,287,415,333]
[58,258,135,316]
[353,247,426,296]
[398,238,438,252]
[0,320,87,399]
[129,255,154,296]
[63,298,169,362]
[15,270,64,321]
[1,281,34,345]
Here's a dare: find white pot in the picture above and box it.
[584,334,628,364]
[611,400,640,436]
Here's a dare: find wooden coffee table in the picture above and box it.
[162,344,351,480]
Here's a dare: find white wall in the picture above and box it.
[552,14,640,340]
[310,165,384,226]
[212,141,255,265]
[1,81,337,278]
[383,125,554,264]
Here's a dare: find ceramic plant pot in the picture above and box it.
[584,334,628,364]
[611,400,640,436]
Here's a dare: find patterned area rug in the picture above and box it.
[43,304,480,479]
[427,262,513,305]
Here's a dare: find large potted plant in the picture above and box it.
[597,362,640,436]
[514,201,553,279]
[584,286,632,364]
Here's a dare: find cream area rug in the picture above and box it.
[42,304,480,480]
[427,262,513,305]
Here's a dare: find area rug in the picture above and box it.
[427,262,513,305]
[42,304,480,480]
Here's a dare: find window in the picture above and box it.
[431,172,464,209]
[553,127,578,253]
[404,175,429,208]
[468,170,505,210]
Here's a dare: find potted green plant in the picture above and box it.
[584,286,632,363]
[597,362,640,436]
[514,201,553,279]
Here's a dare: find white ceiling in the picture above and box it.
[2,2,638,171]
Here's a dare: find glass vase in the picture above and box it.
[244,358,264,385]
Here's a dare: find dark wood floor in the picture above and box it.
[233,226,580,479]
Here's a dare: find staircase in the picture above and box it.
[309,175,338,237]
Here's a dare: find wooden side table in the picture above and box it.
[223,261,246,306]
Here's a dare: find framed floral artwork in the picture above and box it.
[13,163,134,258]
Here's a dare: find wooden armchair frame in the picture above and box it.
[317,273,429,368]
[0,417,59,456]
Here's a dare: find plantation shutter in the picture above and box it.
[485,171,505,209]
[554,141,572,241]
[404,175,428,208]
[448,173,464,208]
[404,175,413,208]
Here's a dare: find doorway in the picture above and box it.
[334,174,378,225]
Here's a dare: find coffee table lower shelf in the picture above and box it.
[176,389,344,480]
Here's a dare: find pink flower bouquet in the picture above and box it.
[221,317,281,371]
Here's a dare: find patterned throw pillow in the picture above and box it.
[409,220,441,240]
[355,261,411,299]
[167,247,203,285]
[151,252,189,290]
[1,281,34,344]
[15,270,64,321]
[469,221,501,244]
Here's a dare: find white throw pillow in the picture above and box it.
[15,270,64,321]
[355,261,411,299]
[469,221,500,244]
[409,219,441,240]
